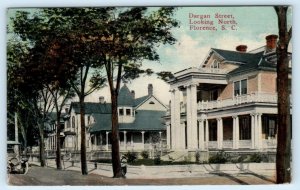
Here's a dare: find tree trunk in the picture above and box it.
[56,112,62,170]
[80,96,88,175]
[275,6,291,184]
[111,91,122,177]
[39,126,46,167]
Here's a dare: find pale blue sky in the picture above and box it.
[5,6,293,104]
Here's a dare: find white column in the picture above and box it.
[190,84,198,149]
[198,119,205,150]
[186,84,198,150]
[186,85,192,149]
[174,89,181,149]
[123,131,127,150]
[257,113,262,150]
[106,131,109,151]
[254,114,258,148]
[217,118,223,149]
[178,122,184,150]
[170,89,175,149]
[141,131,145,149]
[236,116,239,149]
[251,114,255,149]
[167,125,170,149]
[205,119,209,149]
[233,116,239,149]
[171,88,180,150]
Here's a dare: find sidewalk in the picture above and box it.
[30,159,276,180]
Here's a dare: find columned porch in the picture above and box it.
[91,130,166,152]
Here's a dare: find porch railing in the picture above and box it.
[262,139,277,149]
[239,140,252,149]
[223,140,233,149]
[198,92,278,110]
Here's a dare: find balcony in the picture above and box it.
[198,92,279,111]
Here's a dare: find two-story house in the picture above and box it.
[165,34,292,154]
[62,83,167,153]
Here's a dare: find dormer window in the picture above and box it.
[119,108,124,116]
[126,109,131,116]
[211,60,219,69]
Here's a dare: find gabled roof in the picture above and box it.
[212,48,262,64]
[89,110,166,133]
[134,95,150,107]
[70,102,111,114]
[134,94,168,110]
[204,48,280,76]
[118,84,135,106]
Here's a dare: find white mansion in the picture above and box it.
[165,34,292,153]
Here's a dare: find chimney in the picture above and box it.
[99,96,105,104]
[148,84,153,95]
[266,34,278,50]
[131,90,135,99]
[236,45,247,52]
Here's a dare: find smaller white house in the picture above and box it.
[47,84,168,153]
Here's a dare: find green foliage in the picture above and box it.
[156,71,174,82]
[140,150,149,159]
[124,151,138,164]
[208,151,229,164]
[195,151,200,162]
[248,153,263,163]
[154,155,161,165]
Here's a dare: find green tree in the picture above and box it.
[8,10,79,167]
[91,7,179,177]
[40,8,108,174]
[274,6,292,184]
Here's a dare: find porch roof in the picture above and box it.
[89,110,166,133]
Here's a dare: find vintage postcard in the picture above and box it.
[6,6,292,185]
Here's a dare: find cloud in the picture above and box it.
[215,34,265,52]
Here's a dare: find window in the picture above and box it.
[149,101,155,104]
[72,116,75,128]
[239,115,251,140]
[234,81,240,96]
[208,120,218,141]
[210,89,218,101]
[211,60,219,69]
[126,109,131,116]
[119,108,124,116]
[262,115,277,139]
[88,116,90,124]
[241,79,247,94]
[234,79,247,96]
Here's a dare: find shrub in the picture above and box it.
[124,151,137,164]
[154,155,161,165]
[140,150,149,159]
[209,151,228,164]
[195,151,200,162]
[237,155,247,163]
[249,153,262,163]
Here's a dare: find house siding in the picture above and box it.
[136,96,166,111]
[260,71,277,93]
[219,82,233,100]
[248,74,259,93]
